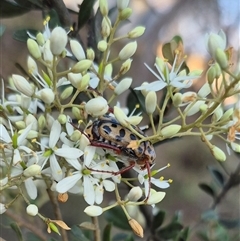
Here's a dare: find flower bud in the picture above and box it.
[23,164,41,177]
[60,86,73,100]
[58,114,67,124]
[128,219,143,238]
[119,41,137,60]
[231,143,240,153]
[101,17,111,38]
[27,56,38,75]
[206,66,216,85]
[36,32,45,46]
[172,93,183,107]
[26,114,38,130]
[128,26,145,39]
[68,73,82,88]
[79,73,90,91]
[199,104,208,113]
[220,108,233,122]
[70,129,82,142]
[46,113,55,129]
[87,48,95,60]
[114,77,132,95]
[211,145,226,161]
[198,83,211,97]
[145,91,157,114]
[127,187,142,201]
[15,121,26,129]
[26,204,38,216]
[12,74,34,97]
[84,205,103,216]
[215,48,228,69]
[119,58,132,75]
[39,88,55,104]
[146,191,166,205]
[161,124,181,137]
[213,63,221,78]
[70,39,86,61]
[38,115,46,130]
[85,97,108,117]
[127,116,142,125]
[212,106,223,121]
[43,40,53,63]
[206,30,226,58]
[72,60,92,73]
[48,222,60,235]
[72,107,81,120]
[114,106,128,127]
[185,100,205,116]
[97,40,108,52]
[99,0,108,16]
[0,203,7,214]
[50,27,68,55]
[119,7,132,20]
[27,39,41,59]
[117,0,129,10]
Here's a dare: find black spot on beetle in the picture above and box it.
[102,125,111,134]
[111,123,117,128]
[119,128,126,137]
[130,133,137,140]
[137,146,143,153]
[115,135,122,142]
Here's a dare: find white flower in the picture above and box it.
[135,56,200,92]
[38,120,83,181]
[134,164,170,197]
[56,145,117,205]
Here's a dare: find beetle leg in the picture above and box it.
[89,141,122,155]
[86,161,135,175]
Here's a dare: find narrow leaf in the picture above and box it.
[102,223,112,241]
[198,183,216,198]
[78,0,96,30]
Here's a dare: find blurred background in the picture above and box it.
[0,0,239,240]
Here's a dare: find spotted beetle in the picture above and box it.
[84,115,156,170]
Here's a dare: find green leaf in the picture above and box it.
[207,166,225,187]
[0,25,6,37]
[103,223,112,241]
[78,0,96,30]
[26,232,43,241]
[13,29,39,42]
[197,232,209,241]
[0,0,31,18]
[126,88,146,115]
[151,210,165,231]
[157,222,183,239]
[70,225,90,241]
[112,233,130,241]
[10,222,23,241]
[219,218,240,229]
[198,183,216,198]
[175,227,189,241]
[104,206,131,230]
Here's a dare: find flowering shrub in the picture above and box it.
[0,0,239,240]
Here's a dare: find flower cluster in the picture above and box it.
[0,0,239,237]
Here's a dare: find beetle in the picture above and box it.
[84,115,156,170]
